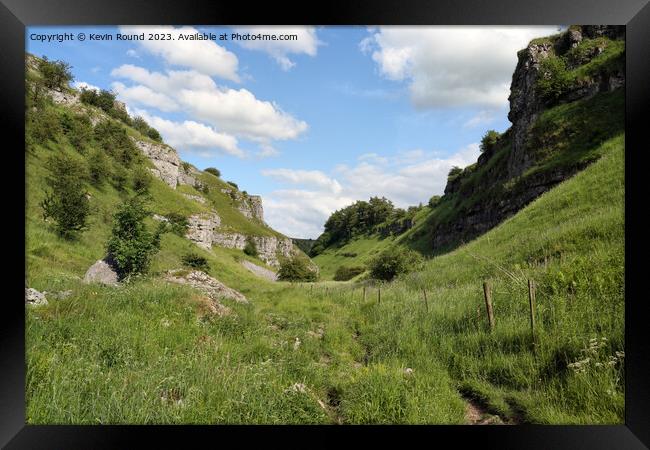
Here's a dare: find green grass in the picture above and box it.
[26,132,624,424]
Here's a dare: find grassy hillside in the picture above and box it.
[27,132,624,424]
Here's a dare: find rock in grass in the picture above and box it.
[164,269,248,304]
[25,287,48,306]
[83,258,119,286]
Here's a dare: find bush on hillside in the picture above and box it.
[106,195,162,279]
[333,265,365,281]
[60,111,93,153]
[480,130,501,153]
[227,181,239,190]
[277,255,319,282]
[38,57,73,91]
[27,106,62,143]
[40,153,90,239]
[111,164,129,191]
[428,195,442,208]
[536,56,573,104]
[94,120,139,167]
[165,213,189,237]
[88,148,111,186]
[205,167,221,177]
[182,253,210,272]
[131,165,153,193]
[368,247,424,281]
[243,237,258,257]
[447,166,462,180]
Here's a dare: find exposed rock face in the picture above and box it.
[185,212,221,250]
[165,269,248,304]
[25,288,48,306]
[47,89,80,107]
[238,195,264,222]
[507,25,624,178]
[132,138,181,188]
[241,260,278,281]
[83,259,119,286]
[212,232,294,267]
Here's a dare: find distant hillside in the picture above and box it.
[312,25,625,279]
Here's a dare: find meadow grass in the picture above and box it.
[26,134,624,424]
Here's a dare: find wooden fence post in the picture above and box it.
[377,287,381,305]
[483,281,495,331]
[422,289,429,312]
[528,279,537,340]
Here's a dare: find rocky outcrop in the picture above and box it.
[212,232,294,267]
[132,139,181,188]
[165,269,248,304]
[506,25,624,178]
[83,258,119,286]
[25,288,48,306]
[238,195,264,222]
[185,212,221,250]
[241,260,278,281]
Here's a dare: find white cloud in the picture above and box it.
[110,64,308,143]
[119,26,240,82]
[73,81,100,92]
[134,109,245,158]
[257,144,280,158]
[463,109,500,128]
[111,81,178,112]
[232,26,320,70]
[261,143,480,238]
[361,26,560,109]
[126,49,139,58]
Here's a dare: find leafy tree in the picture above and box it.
[27,105,61,143]
[94,120,139,167]
[146,127,162,142]
[40,153,89,239]
[227,181,239,190]
[368,247,424,281]
[480,130,501,153]
[80,88,116,114]
[536,56,572,104]
[205,167,221,177]
[428,195,442,208]
[60,111,93,153]
[106,195,162,279]
[88,148,111,186]
[277,255,318,282]
[448,166,462,179]
[38,57,73,91]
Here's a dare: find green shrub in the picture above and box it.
[480,130,501,153]
[428,195,442,208]
[88,149,111,186]
[447,166,462,180]
[28,106,62,143]
[94,120,139,167]
[536,56,572,104]
[146,127,162,142]
[369,247,424,281]
[341,252,358,257]
[333,265,365,281]
[40,153,89,239]
[243,237,258,257]
[205,167,221,177]
[37,57,73,91]
[131,116,162,142]
[106,196,162,279]
[60,112,93,153]
[111,164,129,191]
[131,165,153,193]
[80,88,115,114]
[181,253,210,272]
[227,181,238,190]
[165,213,189,237]
[277,255,318,282]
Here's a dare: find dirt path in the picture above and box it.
[464,398,507,425]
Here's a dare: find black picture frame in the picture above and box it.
[2,0,648,447]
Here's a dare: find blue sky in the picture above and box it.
[27,25,560,238]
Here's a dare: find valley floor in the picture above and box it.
[26,135,625,424]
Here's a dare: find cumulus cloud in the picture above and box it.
[261,143,480,238]
[119,26,240,82]
[111,81,178,112]
[361,26,560,109]
[463,109,500,128]
[232,26,320,70]
[134,109,245,158]
[73,81,100,92]
[110,64,308,144]
[126,49,139,58]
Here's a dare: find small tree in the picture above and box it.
[428,195,442,208]
[88,148,111,186]
[480,130,501,153]
[243,237,258,257]
[38,57,73,91]
[131,165,153,194]
[40,153,90,239]
[368,247,424,281]
[165,213,189,237]
[106,195,162,279]
[333,265,365,281]
[448,166,462,179]
[205,167,221,178]
[277,255,318,282]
